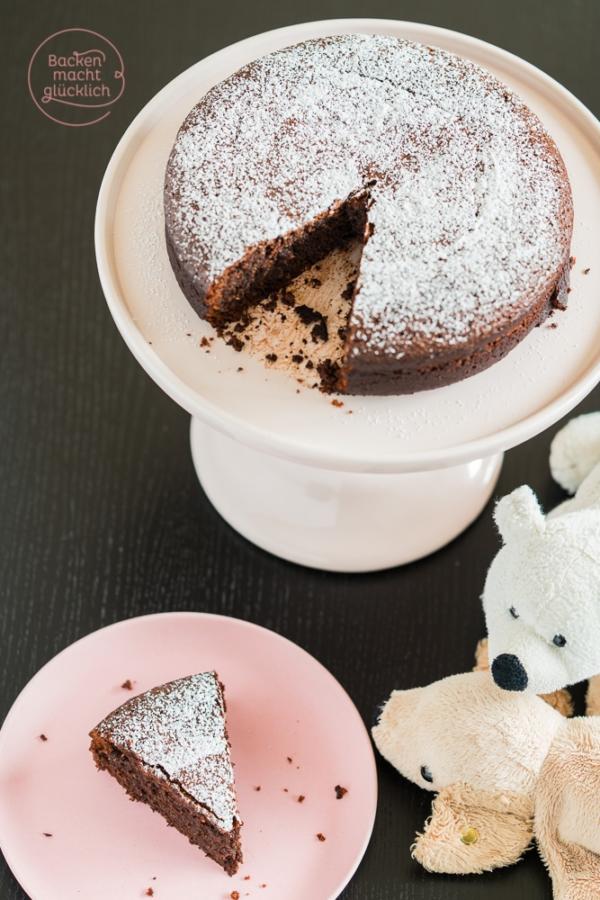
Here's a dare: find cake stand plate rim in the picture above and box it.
[95,18,600,473]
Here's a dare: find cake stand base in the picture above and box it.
[190,418,503,572]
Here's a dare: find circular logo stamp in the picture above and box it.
[28,28,125,127]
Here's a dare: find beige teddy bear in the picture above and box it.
[373,670,600,899]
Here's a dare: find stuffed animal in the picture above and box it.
[372,670,600,899]
[482,412,600,709]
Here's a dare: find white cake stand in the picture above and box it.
[95,19,600,572]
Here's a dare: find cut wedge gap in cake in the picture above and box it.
[205,192,374,393]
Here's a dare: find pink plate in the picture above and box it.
[0,612,377,899]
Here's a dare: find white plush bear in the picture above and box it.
[483,412,600,704]
[373,670,600,898]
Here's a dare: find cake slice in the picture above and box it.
[89,672,242,874]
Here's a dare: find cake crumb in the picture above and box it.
[287,756,293,763]
[260,885,267,889]
[237,367,244,372]
[243,875,251,880]
[583,267,591,274]
[230,892,240,899]
[200,336,210,347]
[43,832,53,838]
[283,788,288,792]
[254,785,261,791]
[331,399,344,408]
[39,733,48,742]
[297,795,305,803]
[145,890,154,897]
[121,680,133,690]
[316,832,326,842]
[335,785,348,799]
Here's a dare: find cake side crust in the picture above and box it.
[90,731,243,874]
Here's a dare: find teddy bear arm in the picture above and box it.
[550,413,600,495]
[412,783,533,875]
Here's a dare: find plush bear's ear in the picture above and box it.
[412,783,533,875]
[494,486,545,544]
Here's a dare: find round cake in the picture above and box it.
[164,34,573,395]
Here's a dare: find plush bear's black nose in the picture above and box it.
[491,654,528,691]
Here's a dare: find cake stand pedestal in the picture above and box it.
[190,419,502,571]
[96,19,600,573]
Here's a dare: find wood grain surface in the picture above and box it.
[1,1,599,897]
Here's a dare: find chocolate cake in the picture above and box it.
[89,672,242,874]
[164,34,573,395]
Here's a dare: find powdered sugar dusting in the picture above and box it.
[96,672,239,831]
[165,34,570,358]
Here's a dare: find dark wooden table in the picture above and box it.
[2,1,598,897]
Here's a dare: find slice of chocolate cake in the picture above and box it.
[89,672,242,874]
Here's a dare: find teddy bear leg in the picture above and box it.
[585,675,600,716]
[473,638,573,716]
[549,412,600,494]
[539,688,574,718]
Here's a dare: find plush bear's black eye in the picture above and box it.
[420,765,433,783]
[509,606,519,619]
[553,634,567,648]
